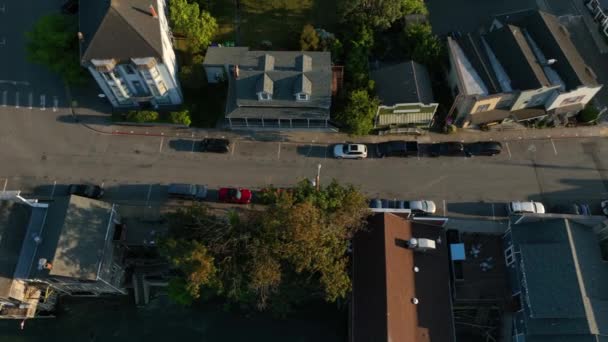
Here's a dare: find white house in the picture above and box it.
[78,0,182,108]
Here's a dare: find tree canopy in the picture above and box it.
[169,0,217,52]
[337,89,379,136]
[340,0,407,29]
[300,24,320,51]
[402,23,444,67]
[160,180,370,312]
[25,14,86,84]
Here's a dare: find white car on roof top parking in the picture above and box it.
[333,144,368,159]
[507,201,546,215]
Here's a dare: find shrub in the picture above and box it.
[169,110,192,126]
[126,110,159,123]
[300,24,320,51]
[579,106,599,123]
[446,124,457,134]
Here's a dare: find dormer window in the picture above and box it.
[296,93,309,101]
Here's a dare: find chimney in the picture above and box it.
[149,4,158,18]
[44,262,53,270]
[77,32,84,42]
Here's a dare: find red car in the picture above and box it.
[218,187,252,204]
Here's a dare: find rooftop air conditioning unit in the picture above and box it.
[416,238,437,252]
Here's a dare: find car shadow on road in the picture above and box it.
[296,144,330,158]
[168,139,200,152]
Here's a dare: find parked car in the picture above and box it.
[61,0,78,14]
[219,187,252,204]
[429,142,465,157]
[506,201,545,214]
[168,183,207,201]
[369,198,436,214]
[333,144,368,159]
[68,184,104,199]
[201,138,230,153]
[602,200,608,217]
[376,141,418,158]
[465,142,502,156]
[572,203,592,216]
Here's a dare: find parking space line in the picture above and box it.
[2,178,7,192]
[28,93,33,109]
[50,180,57,198]
[491,203,495,220]
[14,91,19,108]
[146,184,153,206]
[52,96,58,112]
[550,139,558,155]
[505,142,512,159]
[306,144,313,157]
[190,139,196,153]
[277,142,281,160]
[231,141,236,156]
[443,200,446,216]
[159,137,164,153]
[1,91,6,107]
[40,95,45,111]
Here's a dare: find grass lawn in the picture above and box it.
[209,0,339,49]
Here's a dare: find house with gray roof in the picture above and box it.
[0,192,125,319]
[503,214,608,341]
[203,47,333,129]
[370,61,438,129]
[447,10,602,128]
[79,0,182,108]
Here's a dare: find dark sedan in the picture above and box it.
[376,141,418,158]
[429,142,465,157]
[464,142,502,156]
[68,184,104,199]
[201,138,230,153]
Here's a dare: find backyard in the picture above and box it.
[209,0,339,49]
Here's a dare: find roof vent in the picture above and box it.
[77,32,84,42]
[32,233,42,245]
[413,266,420,273]
[408,238,437,252]
[37,258,47,270]
[546,59,557,66]
[411,297,419,305]
[149,4,158,19]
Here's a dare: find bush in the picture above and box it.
[579,106,599,123]
[300,24,320,51]
[126,110,159,123]
[446,124,457,134]
[336,89,379,135]
[169,110,192,126]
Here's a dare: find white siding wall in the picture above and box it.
[510,86,558,111]
[88,66,133,107]
[157,0,183,105]
[546,85,602,111]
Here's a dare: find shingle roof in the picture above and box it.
[207,47,332,119]
[352,213,455,342]
[370,61,435,106]
[511,218,608,338]
[513,11,599,89]
[79,0,164,62]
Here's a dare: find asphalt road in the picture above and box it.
[0,108,607,218]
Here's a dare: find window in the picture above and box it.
[297,93,309,101]
[131,81,148,96]
[123,64,136,75]
[475,104,491,113]
[259,92,271,100]
[504,246,515,266]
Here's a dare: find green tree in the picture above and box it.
[169,110,192,126]
[402,23,444,67]
[337,89,379,135]
[169,0,217,52]
[25,14,86,84]
[300,24,320,51]
[344,24,374,90]
[579,105,600,123]
[339,0,406,29]
[402,0,428,15]
[126,110,159,123]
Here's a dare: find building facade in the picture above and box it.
[79,0,182,108]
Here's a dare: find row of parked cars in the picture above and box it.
[333,141,502,159]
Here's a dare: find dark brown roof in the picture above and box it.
[467,109,511,125]
[351,213,455,342]
[510,107,548,121]
[79,0,164,62]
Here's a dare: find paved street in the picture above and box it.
[0,108,607,219]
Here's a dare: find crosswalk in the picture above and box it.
[0,89,61,112]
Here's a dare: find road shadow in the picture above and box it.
[296,144,330,158]
[168,139,200,152]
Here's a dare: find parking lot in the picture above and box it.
[2,133,606,219]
